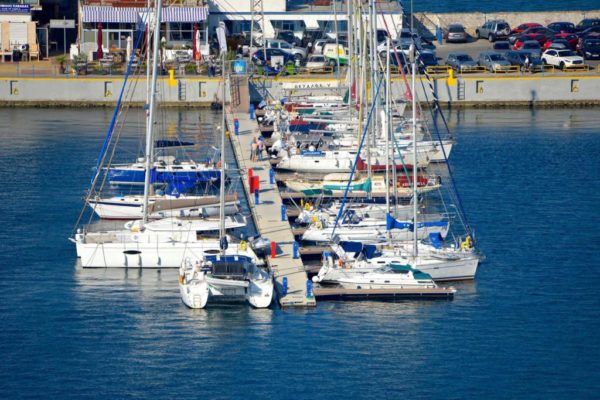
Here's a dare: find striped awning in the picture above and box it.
[82,6,208,23]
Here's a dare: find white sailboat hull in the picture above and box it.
[301,223,449,244]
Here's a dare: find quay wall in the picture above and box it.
[414,10,600,35]
[1,75,600,107]
[0,77,227,107]
[260,75,600,107]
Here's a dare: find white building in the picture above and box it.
[206,0,404,40]
[0,2,41,61]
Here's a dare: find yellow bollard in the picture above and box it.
[168,69,177,87]
[447,68,457,86]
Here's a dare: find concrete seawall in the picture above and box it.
[256,75,600,107]
[1,74,600,108]
[0,76,228,107]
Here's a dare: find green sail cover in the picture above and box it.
[324,177,371,192]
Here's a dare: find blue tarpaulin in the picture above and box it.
[386,214,413,231]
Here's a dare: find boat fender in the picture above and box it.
[178,275,185,284]
[315,220,323,230]
[131,226,140,233]
[240,240,247,251]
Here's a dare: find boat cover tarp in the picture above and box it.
[386,214,413,231]
[155,139,195,148]
[339,241,378,258]
[428,232,443,249]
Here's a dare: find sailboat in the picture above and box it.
[313,37,479,283]
[71,1,250,268]
[179,31,273,309]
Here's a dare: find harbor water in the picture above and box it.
[0,108,599,399]
[406,0,599,13]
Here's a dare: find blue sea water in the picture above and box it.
[0,107,599,399]
[410,0,600,13]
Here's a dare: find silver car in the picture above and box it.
[445,52,479,72]
[478,51,512,72]
[446,24,468,43]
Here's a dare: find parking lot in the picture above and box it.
[430,38,600,73]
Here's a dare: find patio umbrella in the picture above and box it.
[192,24,199,61]
[96,23,103,60]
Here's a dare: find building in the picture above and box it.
[0,1,42,61]
[206,0,404,40]
[77,0,209,60]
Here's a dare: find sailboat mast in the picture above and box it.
[219,51,227,247]
[385,36,391,245]
[141,0,162,227]
[411,46,418,257]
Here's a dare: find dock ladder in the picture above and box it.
[457,79,465,101]
[178,81,187,101]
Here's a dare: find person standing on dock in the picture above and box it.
[257,136,265,161]
[251,137,258,162]
[524,55,531,73]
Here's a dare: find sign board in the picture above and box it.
[281,81,341,90]
[0,5,30,14]
[232,59,247,75]
[216,23,227,55]
[50,19,75,29]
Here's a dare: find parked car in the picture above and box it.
[323,42,349,65]
[543,38,570,51]
[575,18,600,33]
[552,32,579,49]
[445,52,479,72]
[276,30,302,47]
[522,26,555,36]
[251,48,293,66]
[516,40,542,58]
[477,51,512,72]
[313,38,333,55]
[265,39,307,61]
[513,33,549,48]
[505,50,543,69]
[579,26,600,38]
[476,20,511,42]
[541,49,584,69]
[445,24,468,43]
[417,50,439,72]
[511,23,543,35]
[547,21,576,33]
[492,41,511,53]
[579,38,600,60]
[305,55,330,72]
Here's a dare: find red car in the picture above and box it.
[511,22,543,35]
[552,32,579,49]
[513,33,548,49]
[542,37,570,51]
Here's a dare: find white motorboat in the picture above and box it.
[179,255,273,309]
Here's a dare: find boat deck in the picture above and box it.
[226,109,316,308]
[313,286,456,300]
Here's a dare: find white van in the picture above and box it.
[322,43,349,65]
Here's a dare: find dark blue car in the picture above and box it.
[251,48,293,66]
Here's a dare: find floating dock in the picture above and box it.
[313,286,456,301]
[226,109,316,308]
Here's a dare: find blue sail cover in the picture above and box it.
[428,232,444,249]
[386,214,413,231]
[339,241,379,258]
